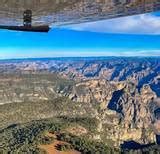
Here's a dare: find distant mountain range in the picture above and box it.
[0,57,159,96]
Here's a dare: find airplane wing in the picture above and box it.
[0,0,160,31]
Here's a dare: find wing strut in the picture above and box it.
[0,10,50,32]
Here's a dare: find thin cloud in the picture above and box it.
[0,48,159,59]
[65,13,160,35]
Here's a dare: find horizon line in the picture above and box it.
[0,56,160,61]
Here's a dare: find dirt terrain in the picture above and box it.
[39,133,81,154]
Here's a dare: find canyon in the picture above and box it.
[0,57,160,152]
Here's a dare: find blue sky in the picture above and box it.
[0,12,160,59]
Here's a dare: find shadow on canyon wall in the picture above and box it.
[121,140,155,150]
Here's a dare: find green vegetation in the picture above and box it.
[0,119,120,154]
[0,117,159,154]
[57,133,119,154]
[58,144,72,151]
[0,120,61,153]
[58,116,98,133]
[38,135,54,145]
[0,96,94,129]
[122,145,160,154]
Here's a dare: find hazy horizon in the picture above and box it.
[0,54,160,60]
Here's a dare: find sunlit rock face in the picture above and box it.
[0,0,160,26]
